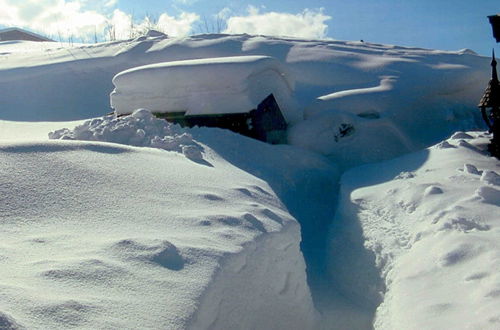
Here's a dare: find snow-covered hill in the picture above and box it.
[0,34,498,329]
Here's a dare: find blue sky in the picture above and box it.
[0,0,498,55]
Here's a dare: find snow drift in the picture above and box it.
[330,131,500,329]
[1,33,498,330]
[1,34,489,167]
[0,136,318,329]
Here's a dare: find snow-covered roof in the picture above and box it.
[110,55,300,123]
[0,27,53,42]
[1,33,500,330]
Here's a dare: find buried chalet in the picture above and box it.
[110,56,298,144]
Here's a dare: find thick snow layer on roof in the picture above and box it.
[110,55,299,123]
[1,33,499,329]
[0,34,489,168]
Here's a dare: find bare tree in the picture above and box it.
[195,15,226,34]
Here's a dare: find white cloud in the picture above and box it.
[0,0,198,41]
[105,0,118,8]
[105,9,199,39]
[157,12,199,36]
[0,1,330,41]
[107,9,131,40]
[0,0,109,40]
[224,6,331,39]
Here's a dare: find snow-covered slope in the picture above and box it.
[0,122,326,329]
[1,34,498,330]
[330,131,500,329]
[0,35,488,165]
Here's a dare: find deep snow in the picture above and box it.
[330,131,500,329]
[1,34,499,329]
[0,133,321,329]
[110,55,300,123]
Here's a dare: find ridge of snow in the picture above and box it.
[1,33,498,329]
[0,134,319,329]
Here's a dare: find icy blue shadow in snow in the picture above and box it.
[191,127,430,328]
[190,128,338,295]
[186,157,213,167]
[323,148,430,326]
[342,148,430,190]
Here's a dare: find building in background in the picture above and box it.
[0,27,54,42]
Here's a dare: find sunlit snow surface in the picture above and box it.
[0,35,499,329]
[110,55,300,123]
[0,129,321,329]
[331,132,500,329]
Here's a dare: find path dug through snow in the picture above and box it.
[1,34,497,329]
[331,132,500,329]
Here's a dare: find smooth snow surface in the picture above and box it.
[0,135,319,329]
[111,56,299,123]
[1,34,498,330]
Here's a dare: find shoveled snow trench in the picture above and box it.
[1,34,499,329]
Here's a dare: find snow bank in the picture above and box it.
[48,109,204,161]
[110,55,300,123]
[1,33,497,329]
[288,109,415,169]
[0,135,317,329]
[189,223,317,329]
[331,131,500,329]
[0,35,488,151]
[289,48,486,167]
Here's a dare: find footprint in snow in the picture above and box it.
[252,185,272,196]
[112,239,185,271]
[435,141,456,149]
[457,139,479,151]
[465,272,489,281]
[475,186,500,206]
[235,187,252,197]
[200,193,224,201]
[243,213,267,232]
[451,131,473,140]
[439,244,475,267]
[394,171,415,180]
[151,243,184,271]
[260,208,284,225]
[463,164,482,175]
[480,170,500,186]
[439,217,490,233]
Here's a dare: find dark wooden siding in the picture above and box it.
[153,94,288,144]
